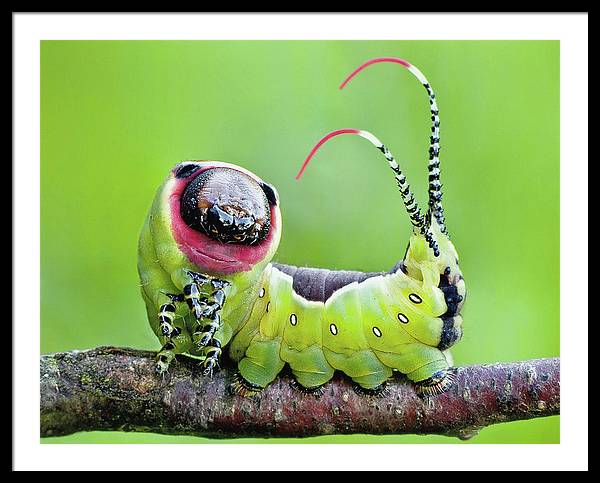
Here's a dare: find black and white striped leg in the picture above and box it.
[157,295,183,338]
[184,271,230,374]
[193,314,222,348]
[202,338,222,377]
[156,340,177,375]
[184,280,207,321]
[154,294,185,374]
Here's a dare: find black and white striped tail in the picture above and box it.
[296,128,440,257]
[359,131,440,257]
[422,78,446,235]
[339,57,448,235]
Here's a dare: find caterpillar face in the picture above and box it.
[180,166,271,245]
[167,161,282,274]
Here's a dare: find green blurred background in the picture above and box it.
[40,40,559,444]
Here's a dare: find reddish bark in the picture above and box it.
[40,347,559,440]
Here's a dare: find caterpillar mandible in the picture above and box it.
[137,56,466,397]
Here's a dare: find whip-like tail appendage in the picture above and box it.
[339,57,447,235]
[296,128,440,257]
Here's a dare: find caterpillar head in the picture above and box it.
[167,161,282,275]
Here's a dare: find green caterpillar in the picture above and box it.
[137,57,466,396]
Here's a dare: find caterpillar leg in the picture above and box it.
[351,381,389,398]
[183,270,230,376]
[155,294,189,374]
[381,344,455,397]
[407,358,456,397]
[192,313,223,352]
[235,338,285,396]
[201,338,222,377]
[155,330,192,375]
[157,294,183,338]
[325,349,392,391]
[232,372,265,398]
[289,378,325,397]
[412,368,456,397]
[284,345,335,390]
[156,341,177,374]
[351,370,393,392]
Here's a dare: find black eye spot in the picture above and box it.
[409,293,422,304]
[174,163,201,179]
[261,182,279,205]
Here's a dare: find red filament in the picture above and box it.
[339,57,411,90]
[295,128,361,180]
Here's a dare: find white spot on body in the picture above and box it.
[290,314,297,326]
[397,313,409,324]
[329,323,338,335]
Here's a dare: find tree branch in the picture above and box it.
[40,347,559,440]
